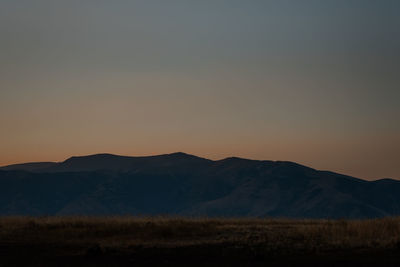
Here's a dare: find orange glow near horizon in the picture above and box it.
[1,1,399,181]
[1,131,399,180]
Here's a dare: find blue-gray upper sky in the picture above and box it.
[0,0,399,179]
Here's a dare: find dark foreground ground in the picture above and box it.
[1,217,400,266]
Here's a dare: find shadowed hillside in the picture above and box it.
[1,153,400,218]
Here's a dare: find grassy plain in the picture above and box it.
[1,216,400,266]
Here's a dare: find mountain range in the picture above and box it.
[1,152,399,218]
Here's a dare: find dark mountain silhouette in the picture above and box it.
[0,152,399,218]
[0,162,57,172]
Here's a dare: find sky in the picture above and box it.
[0,0,399,180]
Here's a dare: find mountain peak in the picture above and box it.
[155,152,211,162]
[165,152,203,158]
[167,152,192,157]
[63,153,128,162]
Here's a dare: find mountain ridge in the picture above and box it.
[0,152,365,178]
[0,152,399,218]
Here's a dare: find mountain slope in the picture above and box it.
[0,153,399,218]
[0,162,57,172]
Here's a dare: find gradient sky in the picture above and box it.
[1,0,399,180]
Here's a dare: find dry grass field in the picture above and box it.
[1,217,400,266]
